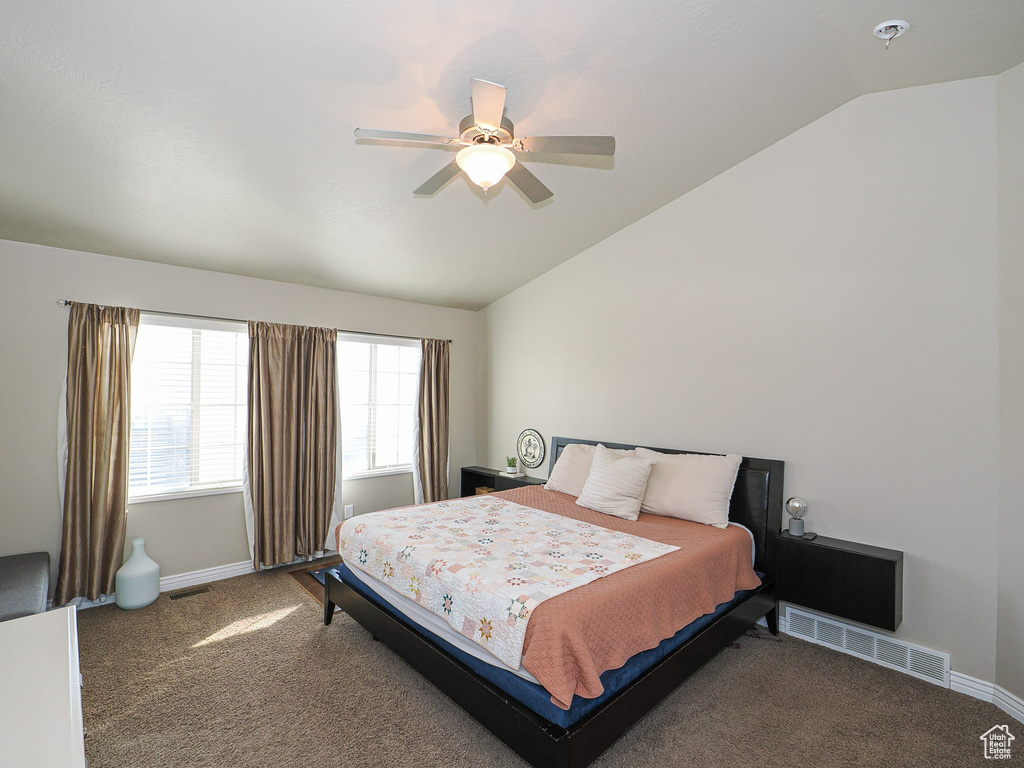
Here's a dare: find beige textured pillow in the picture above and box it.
[544,443,636,497]
[635,447,742,528]
[575,444,656,521]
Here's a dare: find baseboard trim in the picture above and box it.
[64,594,115,611]
[950,671,994,701]
[159,561,254,592]
[994,686,1024,724]
[952,672,1024,724]
[64,560,256,611]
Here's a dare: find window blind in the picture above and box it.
[337,335,420,477]
[128,316,248,499]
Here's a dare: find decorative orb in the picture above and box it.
[785,497,809,520]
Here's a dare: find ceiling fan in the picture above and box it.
[354,78,615,203]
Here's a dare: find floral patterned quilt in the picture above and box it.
[338,494,678,669]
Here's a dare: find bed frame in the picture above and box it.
[324,436,783,768]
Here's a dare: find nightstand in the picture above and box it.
[776,531,904,631]
[460,466,546,497]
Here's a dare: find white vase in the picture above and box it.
[506,466,517,474]
[115,538,160,609]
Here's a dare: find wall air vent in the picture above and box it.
[844,627,875,657]
[785,607,950,687]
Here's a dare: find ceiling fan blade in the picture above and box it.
[471,78,507,132]
[505,162,553,203]
[354,128,457,145]
[413,161,462,195]
[516,136,616,156]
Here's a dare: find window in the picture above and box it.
[338,334,420,478]
[128,315,248,500]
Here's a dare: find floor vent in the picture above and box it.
[784,607,950,687]
[168,586,212,601]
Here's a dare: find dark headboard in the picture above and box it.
[548,436,784,578]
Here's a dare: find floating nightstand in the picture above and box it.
[776,532,904,631]
[460,466,546,497]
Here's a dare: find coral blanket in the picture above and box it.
[503,485,761,708]
[337,495,678,669]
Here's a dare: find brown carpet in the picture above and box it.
[75,567,1018,768]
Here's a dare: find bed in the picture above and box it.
[323,436,784,768]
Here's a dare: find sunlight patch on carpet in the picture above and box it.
[193,605,301,647]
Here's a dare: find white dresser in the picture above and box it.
[0,606,86,768]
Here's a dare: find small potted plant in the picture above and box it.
[506,456,518,475]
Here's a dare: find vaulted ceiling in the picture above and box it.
[2,1,1022,309]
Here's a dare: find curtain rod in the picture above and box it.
[56,300,452,344]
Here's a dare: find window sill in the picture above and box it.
[128,486,244,504]
[343,467,414,482]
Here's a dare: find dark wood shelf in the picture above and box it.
[460,465,546,497]
[776,531,903,631]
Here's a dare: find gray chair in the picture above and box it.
[0,552,50,621]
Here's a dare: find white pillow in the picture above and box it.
[544,443,636,497]
[635,447,742,528]
[575,444,655,521]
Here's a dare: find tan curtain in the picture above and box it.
[248,321,337,569]
[55,303,141,605]
[416,338,450,503]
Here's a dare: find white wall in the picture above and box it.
[997,61,1024,698]
[480,77,1001,681]
[0,241,478,580]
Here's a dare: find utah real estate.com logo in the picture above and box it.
[980,725,1015,760]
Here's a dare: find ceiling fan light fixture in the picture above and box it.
[456,143,516,191]
[356,78,615,203]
